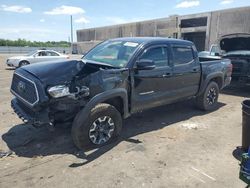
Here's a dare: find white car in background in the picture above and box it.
[6,50,69,67]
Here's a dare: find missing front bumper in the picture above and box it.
[11,98,50,127]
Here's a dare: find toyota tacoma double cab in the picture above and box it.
[10,37,232,149]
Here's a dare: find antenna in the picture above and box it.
[70,15,73,43]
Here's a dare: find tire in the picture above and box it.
[19,61,29,67]
[71,103,122,150]
[196,81,219,111]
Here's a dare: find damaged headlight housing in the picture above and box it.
[47,85,90,99]
[47,85,70,98]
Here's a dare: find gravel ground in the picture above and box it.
[0,54,249,188]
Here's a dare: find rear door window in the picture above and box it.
[38,51,47,56]
[172,46,194,65]
[47,51,59,56]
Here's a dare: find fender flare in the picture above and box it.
[76,88,129,121]
[198,72,224,95]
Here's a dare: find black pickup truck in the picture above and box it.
[10,37,232,149]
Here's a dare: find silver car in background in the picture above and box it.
[6,50,69,67]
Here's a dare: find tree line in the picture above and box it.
[0,39,71,47]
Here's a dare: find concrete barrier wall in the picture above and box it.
[76,6,250,53]
[0,46,71,54]
[75,16,179,53]
[73,41,102,54]
[77,16,178,42]
[75,17,179,54]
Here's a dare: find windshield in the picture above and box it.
[83,40,140,68]
[27,50,37,56]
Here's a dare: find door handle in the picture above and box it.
[192,68,199,73]
[162,72,172,78]
[175,73,183,76]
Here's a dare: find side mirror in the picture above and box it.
[136,59,155,70]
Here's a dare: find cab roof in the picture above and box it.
[110,37,194,46]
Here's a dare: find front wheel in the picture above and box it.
[196,81,219,111]
[71,103,122,150]
[19,61,29,67]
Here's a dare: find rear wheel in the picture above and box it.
[196,81,219,111]
[19,61,29,67]
[71,103,122,150]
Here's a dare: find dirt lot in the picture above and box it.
[0,54,249,188]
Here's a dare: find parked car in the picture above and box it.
[199,33,250,86]
[6,49,69,67]
[10,37,232,149]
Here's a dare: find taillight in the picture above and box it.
[229,63,233,73]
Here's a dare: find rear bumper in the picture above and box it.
[224,76,232,88]
[11,98,50,126]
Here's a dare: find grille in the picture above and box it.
[11,73,39,106]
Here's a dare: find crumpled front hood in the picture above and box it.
[20,60,88,85]
[19,59,118,86]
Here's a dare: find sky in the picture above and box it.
[0,0,249,42]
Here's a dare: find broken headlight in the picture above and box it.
[47,85,70,98]
[48,85,90,99]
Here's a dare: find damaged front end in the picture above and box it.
[10,59,129,127]
[220,33,250,85]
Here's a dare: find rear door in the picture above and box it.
[131,44,175,112]
[171,44,201,99]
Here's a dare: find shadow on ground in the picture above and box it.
[222,86,250,98]
[2,100,225,167]
[5,67,15,71]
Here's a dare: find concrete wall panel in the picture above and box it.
[208,7,250,47]
[76,6,250,53]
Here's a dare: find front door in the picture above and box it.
[131,45,174,112]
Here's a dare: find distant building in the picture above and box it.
[75,6,250,53]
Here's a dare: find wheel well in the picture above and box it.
[210,77,223,89]
[19,60,29,66]
[103,97,124,115]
